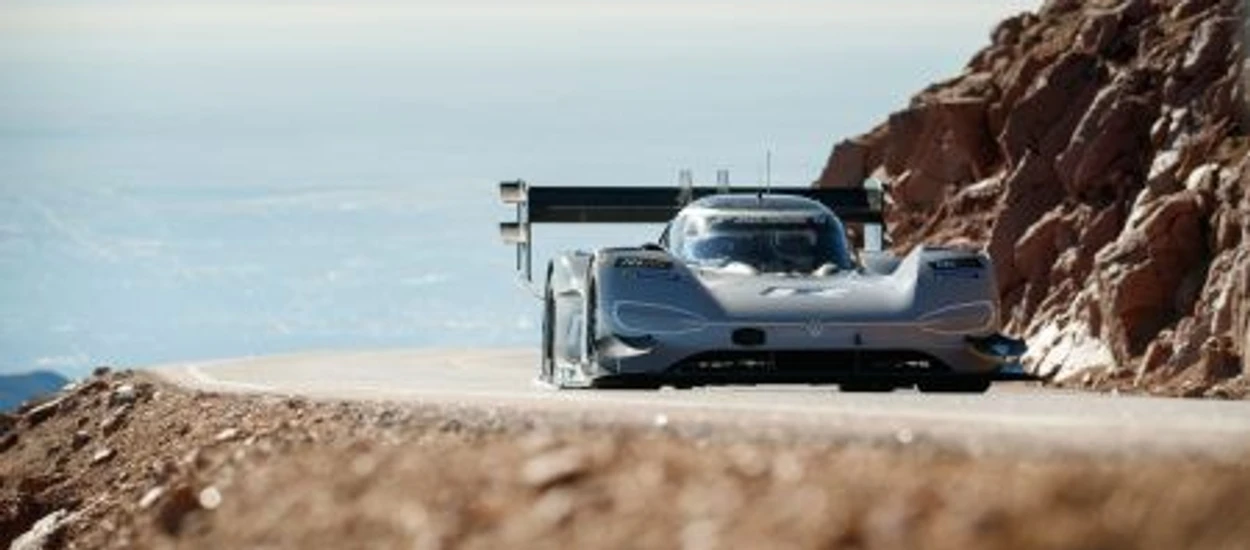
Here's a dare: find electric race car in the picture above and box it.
[498,180,1027,392]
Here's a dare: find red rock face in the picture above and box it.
[816,0,1249,395]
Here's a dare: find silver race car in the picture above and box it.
[498,180,1027,392]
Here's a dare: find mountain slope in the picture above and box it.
[0,371,69,412]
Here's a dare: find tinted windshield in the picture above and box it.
[675,215,854,273]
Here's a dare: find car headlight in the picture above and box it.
[611,300,707,334]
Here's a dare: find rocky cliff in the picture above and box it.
[817,0,1248,396]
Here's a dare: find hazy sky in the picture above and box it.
[1,1,1039,69]
[0,0,1040,184]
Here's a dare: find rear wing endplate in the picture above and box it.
[498,180,885,281]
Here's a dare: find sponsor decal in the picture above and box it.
[762,287,851,298]
[928,258,983,270]
[614,257,673,270]
[928,257,984,278]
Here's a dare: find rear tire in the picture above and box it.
[839,381,896,393]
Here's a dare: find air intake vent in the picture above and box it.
[732,328,766,347]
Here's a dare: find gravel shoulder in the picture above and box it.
[4,369,1250,549]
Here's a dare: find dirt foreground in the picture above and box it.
[3,370,1250,550]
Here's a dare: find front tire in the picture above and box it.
[540,274,556,385]
[917,377,992,393]
[589,375,662,390]
[581,269,660,390]
[581,272,602,381]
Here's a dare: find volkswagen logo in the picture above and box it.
[803,319,824,337]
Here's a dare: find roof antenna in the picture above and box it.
[766,149,772,192]
[758,149,772,201]
[678,168,694,206]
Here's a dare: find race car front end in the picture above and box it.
[585,247,1028,390]
[589,303,1026,388]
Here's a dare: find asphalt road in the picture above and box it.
[151,348,1250,459]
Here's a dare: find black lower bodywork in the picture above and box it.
[589,349,1036,392]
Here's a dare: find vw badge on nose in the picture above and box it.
[803,318,824,337]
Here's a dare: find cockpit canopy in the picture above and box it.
[666,197,855,273]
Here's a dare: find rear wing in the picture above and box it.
[498,180,886,281]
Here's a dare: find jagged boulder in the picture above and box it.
[987,151,1064,297]
[1094,190,1208,359]
[999,52,1104,165]
[1054,70,1157,200]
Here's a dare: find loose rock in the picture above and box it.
[521,447,588,489]
[71,430,91,449]
[9,509,71,550]
[90,447,115,465]
[139,486,166,510]
[111,383,138,405]
[100,405,132,435]
[23,396,67,427]
[214,427,241,442]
